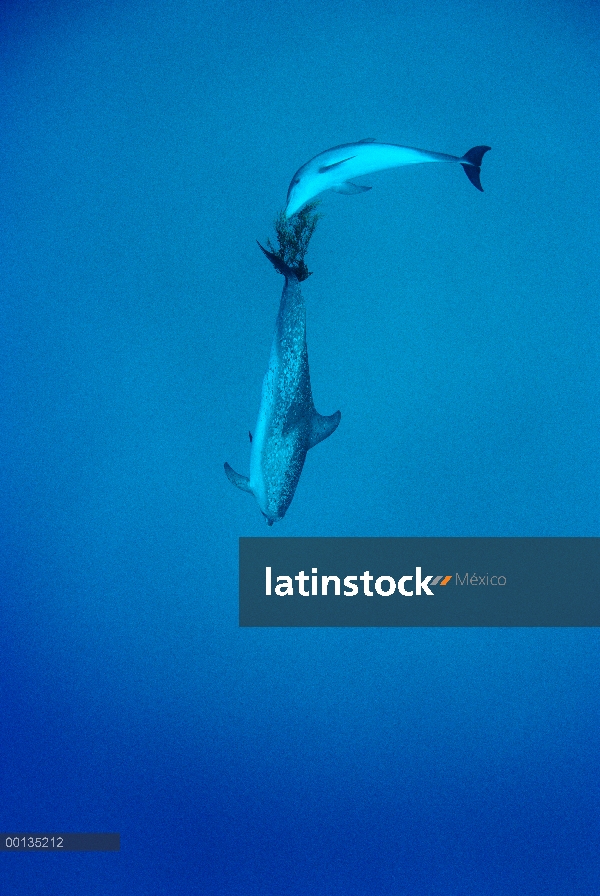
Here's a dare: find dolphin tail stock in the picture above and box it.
[460,146,491,192]
[308,409,341,449]
[256,241,298,280]
[224,462,253,494]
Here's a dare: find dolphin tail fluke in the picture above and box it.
[257,242,298,280]
[224,462,253,494]
[309,410,341,449]
[460,146,491,192]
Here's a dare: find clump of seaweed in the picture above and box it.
[266,201,322,282]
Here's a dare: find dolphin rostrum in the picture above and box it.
[224,245,341,525]
[285,139,491,217]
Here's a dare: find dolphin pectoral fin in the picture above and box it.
[224,462,253,494]
[318,156,356,173]
[308,410,341,449]
[460,145,491,192]
[330,181,372,195]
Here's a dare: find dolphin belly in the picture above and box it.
[328,144,455,179]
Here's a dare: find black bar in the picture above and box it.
[0,834,120,851]
[239,537,600,627]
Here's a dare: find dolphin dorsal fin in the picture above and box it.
[308,410,341,449]
[357,137,377,143]
[224,462,253,494]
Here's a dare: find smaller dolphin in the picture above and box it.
[285,139,491,218]
[224,246,341,525]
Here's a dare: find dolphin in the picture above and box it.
[285,139,491,217]
[224,245,341,525]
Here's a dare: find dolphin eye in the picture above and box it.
[292,177,300,186]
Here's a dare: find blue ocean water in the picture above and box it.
[1,0,599,892]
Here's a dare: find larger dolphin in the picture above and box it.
[224,246,341,525]
[285,139,491,218]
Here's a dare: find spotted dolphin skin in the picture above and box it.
[285,139,491,218]
[224,245,341,525]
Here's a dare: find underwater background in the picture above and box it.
[1,0,599,892]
